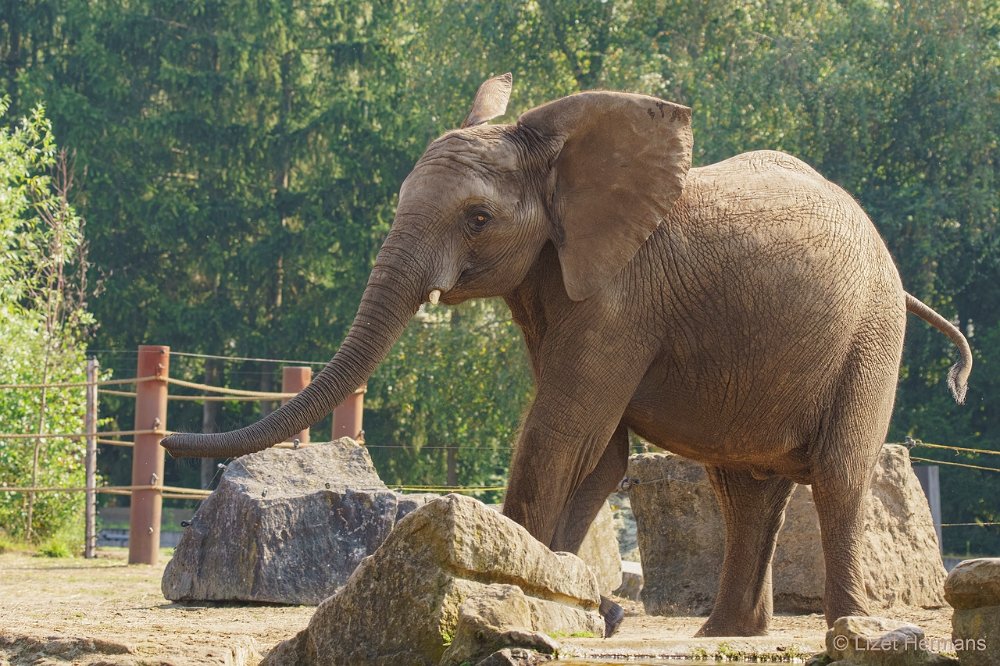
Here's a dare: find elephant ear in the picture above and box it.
[518,92,692,301]
[462,72,513,128]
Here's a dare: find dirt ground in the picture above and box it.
[0,549,955,665]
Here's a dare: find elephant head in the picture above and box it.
[161,74,692,458]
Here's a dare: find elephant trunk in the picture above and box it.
[161,238,425,459]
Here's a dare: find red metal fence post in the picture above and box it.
[129,345,169,565]
[281,366,312,445]
[333,385,366,441]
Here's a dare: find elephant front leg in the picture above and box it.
[503,418,622,548]
[549,424,630,637]
[550,424,630,554]
[502,353,647,637]
[697,466,796,637]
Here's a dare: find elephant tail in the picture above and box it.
[905,293,973,404]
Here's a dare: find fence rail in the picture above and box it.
[0,376,158,390]
[4,345,1000,563]
[1,345,366,563]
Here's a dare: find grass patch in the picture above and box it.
[38,539,72,558]
[36,517,85,558]
[548,630,599,639]
[0,517,85,558]
[0,529,23,554]
[688,642,815,662]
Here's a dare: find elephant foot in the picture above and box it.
[598,596,625,638]
[695,613,769,637]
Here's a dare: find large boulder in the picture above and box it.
[162,439,426,605]
[262,494,604,666]
[574,501,622,595]
[629,444,947,615]
[488,501,621,596]
[628,453,722,615]
[945,558,1000,666]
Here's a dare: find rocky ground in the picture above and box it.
[0,549,954,666]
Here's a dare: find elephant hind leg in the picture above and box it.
[697,466,796,637]
[811,410,893,625]
[811,332,902,626]
[549,423,629,638]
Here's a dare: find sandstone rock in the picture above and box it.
[855,447,947,609]
[943,557,1000,609]
[262,494,603,666]
[825,616,957,665]
[490,501,622,597]
[945,558,1000,666]
[575,502,623,595]
[439,585,560,666]
[629,445,947,615]
[162,439,405,605]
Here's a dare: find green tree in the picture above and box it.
[2,1,996,550]
[366,299,533,497]
[0,99,93,543]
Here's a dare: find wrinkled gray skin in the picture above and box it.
[163,76,972,637]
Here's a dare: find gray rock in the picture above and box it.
[825,616,957,665]
[944,557,1000,609]
[162,439,404,605]
[629,453,723,615]
[615,560,644,601]
[630,445,947,615]
[610,494,639,562]
[951,606,999,666]
[262,494,603,666]
[475,648,554,666]
[395,492,440,522]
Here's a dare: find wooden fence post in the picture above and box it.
[281,366,312,445]
[129,345,168,565]
[84,357,99,559]
[333,386,366,441]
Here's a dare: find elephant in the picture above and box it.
[162,73,972,637]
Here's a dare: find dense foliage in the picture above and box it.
[1,1,997,553]
[0,100,92,542]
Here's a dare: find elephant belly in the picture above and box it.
[623,370,818,481]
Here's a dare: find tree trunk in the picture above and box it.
[446,446,458,487]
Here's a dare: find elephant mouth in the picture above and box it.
[427,268,472,306]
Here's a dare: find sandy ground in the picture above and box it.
[0,549,955,665]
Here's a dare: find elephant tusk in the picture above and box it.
[428,289,441,305]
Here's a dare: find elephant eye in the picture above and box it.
[468,209,493,233]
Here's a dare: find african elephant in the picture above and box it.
[163,74,972,637]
